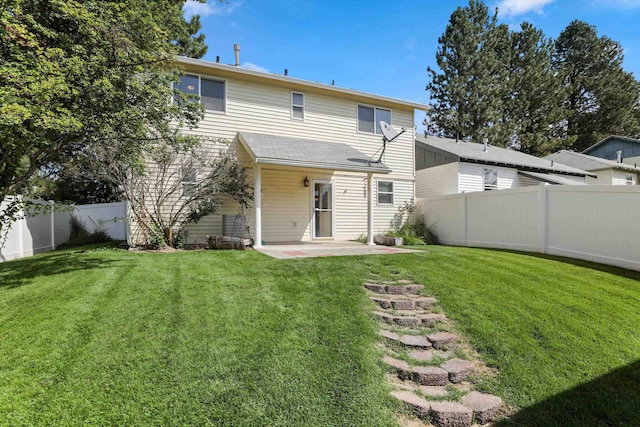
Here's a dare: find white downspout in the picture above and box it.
[254,163,262,248]
[367,173,374,245]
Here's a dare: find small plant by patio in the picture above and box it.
[388,200,440,245]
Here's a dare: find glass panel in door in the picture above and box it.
[314,182,333,238]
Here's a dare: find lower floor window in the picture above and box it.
[377,181,394,204]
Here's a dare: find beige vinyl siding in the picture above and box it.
[548,174,585,184]
[517,175,542,187]
[612,169,634,185]
[458,163,520,193]
[186,74,415,178]
[415,163,459,197]
[457,163,484,193]
[374,178,414,233]
[593,170,614,184]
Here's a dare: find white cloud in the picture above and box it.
[242,62,269,73]
[496,0,554,17]
[183,0,243,18]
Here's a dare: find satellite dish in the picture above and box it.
[380,121,399,142]
[375,121,406,162]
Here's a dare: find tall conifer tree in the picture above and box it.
[554,20,640,151]
[427,0,510,144]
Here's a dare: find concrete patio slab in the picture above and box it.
[255,242,421,259]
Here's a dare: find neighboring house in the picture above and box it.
[545,150,639,185]
[582,135,640,166]
[146,56,428,247]
[415,135,594,198]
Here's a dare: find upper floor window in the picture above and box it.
[174,74,226,112]
[377,181,394,205]
[358,105,391,134]
[291,92,304,120]
[484,168,498,191]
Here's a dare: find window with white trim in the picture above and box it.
[174,74,226,112]
[377,181,394,205]
[291,92,304,120]
[483,168,498,191]
[358,105,391,134]
[181,168,197,198]
[626,174,634,185]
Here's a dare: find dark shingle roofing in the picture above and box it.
[238,132,391,173]
[582,135,640,153]
[545,150,640,173]
[416,135,594,176]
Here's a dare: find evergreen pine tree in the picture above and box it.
[427,0,511,144]
[508,22,566,155]
[554,20,640,151]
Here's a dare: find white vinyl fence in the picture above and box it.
[417,185,640,272]
[0,198,127,262]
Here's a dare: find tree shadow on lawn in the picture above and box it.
[0,246,122,289]
[482,248,640,282]
[497,359,640,426]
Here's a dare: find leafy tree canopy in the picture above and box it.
[0,0,207,202]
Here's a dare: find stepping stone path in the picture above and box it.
[365,281,504,426]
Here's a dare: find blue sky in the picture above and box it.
[184,0,640,128]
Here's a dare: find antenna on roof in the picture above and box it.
[375,121,406,163]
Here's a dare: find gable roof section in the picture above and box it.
[582,135,640,154]
[176,57,430,112]
[518,171,587,185]
[238,132,391,174]
[545,150,640,173]
[416,135,595,177]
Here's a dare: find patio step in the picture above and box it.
[370,296,437,310]
[391,390,474,427]
[373,311,425,327]
[364,283,424,295]
[426,331,459,349]
[383,356,473,387]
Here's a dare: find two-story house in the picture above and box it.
[164,56,428,247]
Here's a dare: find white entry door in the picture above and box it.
[313,181,333,239]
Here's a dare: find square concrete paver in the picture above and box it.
[256,242,421,259]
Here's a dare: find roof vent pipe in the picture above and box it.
[233,44,240,67]
[551,160,554,167]
[617,150,622,163]
[284,69,288,76]
[483,138,488,153]
[216,55,220,63]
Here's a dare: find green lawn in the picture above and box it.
[1,244,640,426]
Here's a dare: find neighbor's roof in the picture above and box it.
[518,171,587,185]
[237,132,391,174]
[545,150,640,173]
[415,135,595,177]
[582,135,640,154]
[176,57,430,112]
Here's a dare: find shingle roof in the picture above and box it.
[544,150,640,173]
[582,135,640,154]
[238,132,391,174]
[518,171,587,185]
[416,135,594,177]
